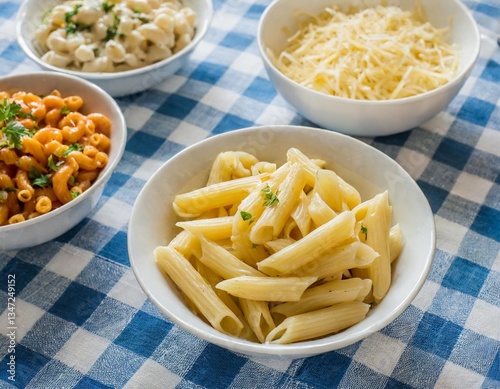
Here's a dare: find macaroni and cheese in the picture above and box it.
[36,0,196,72]
[0,89,111,225]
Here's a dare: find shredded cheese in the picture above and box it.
[269,5,459,100]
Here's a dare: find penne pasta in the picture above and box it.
[266,301,370,344]
[250,163,307,244]
[271,278,369,317]
[198,235,265,279]
[173,174,265,218]
[176,216,234,241]
[155,148,403,344]
[216,275,318,302]
[257,211,356,276]
[154,246,244,337]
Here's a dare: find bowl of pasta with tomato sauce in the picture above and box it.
[128,125,435,358]
[17,0,213,97]
[0,71,126,251]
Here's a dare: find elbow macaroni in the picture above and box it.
[0,89,112,226]
[154,149,404,344]
[36,0,197,72]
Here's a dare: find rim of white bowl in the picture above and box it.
[128,125,436,357]
[16,0,214,80]
[0,71,127,233]
[257,0,481,106]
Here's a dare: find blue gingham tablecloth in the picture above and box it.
[0,0,499,387]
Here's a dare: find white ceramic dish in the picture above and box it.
[258,0,481,136]
[128,125,436,358]
[17,0,213,97]
[0,72,126,251]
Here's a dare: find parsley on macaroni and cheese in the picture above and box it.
[0,90,111,225]
[36,0,196,72]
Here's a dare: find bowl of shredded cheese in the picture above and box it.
[17,0,213,97]
[258,0,480,136]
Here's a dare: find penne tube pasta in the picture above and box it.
[168,230,201,259]
[314,169,343,212]
[357,191,392,303]
[216,276,317,302]
[308,192,337,227]
[250,163,307,244]
[239,298,275,343]
[173,174,264,218]
[207,151,256,185]
[264,238,296,253]
[198,235,265,279]
[290,191,312,237]
[176,216,234,241]
[389,223,403,263]
[271,278,367,317]
[287,147,361,209]
[232,163,291,236]
[154,246,244,337]
[265,301,370,344]
[292,241,369,279]
[196,261,258,342]
[257,211,356,276]
[231,235,269,268]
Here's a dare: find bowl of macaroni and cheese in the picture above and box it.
[257,0,480,136]
[0,72,126,251]
[17,0,213,97]
[128,125,435,358]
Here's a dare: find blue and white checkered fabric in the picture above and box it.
[0,0,499,387]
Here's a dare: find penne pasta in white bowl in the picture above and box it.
[128,125,435,358]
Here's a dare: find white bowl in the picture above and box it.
[16,0,213,97]
[0,72,126,251]
[258,0,480,136]
[128,125,436,358]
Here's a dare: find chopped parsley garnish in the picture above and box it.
[102,2,115,13]
[63,143,83,157]
[137,16,150,23]
[60,105,72,115]
[361,224,368,240]
[70,190,80,199]
[103,14,120,41]
[0,121,34,149]
[29,166,50,188]
[251,243,259,249]
[64,4,82,35]
[47,155,63,171]
[262,185,279,207]
[0,99,35,122]
[240,211,253,221]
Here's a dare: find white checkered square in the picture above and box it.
[435,216,469,255]
[255,105,296,126]
[200,85,240,112]
[133,158,165,182]
[0,299,44,341]
[45,246,94,280]
[465,299,500,340]
[476,127,500,156]
[231,52,264,77]
[354,333,406,376]
[54,328,110,374]
[420,112,455,136]
[107,269,148,310]
[396,148,431,180]
[124,106,154,131]
[451,172,493,204]
[434,361,485,389]
[124,359,182,389]
[156,74,189,94]
[169,122,210,147]
[411,280,440,313]
[92,197,132,230]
